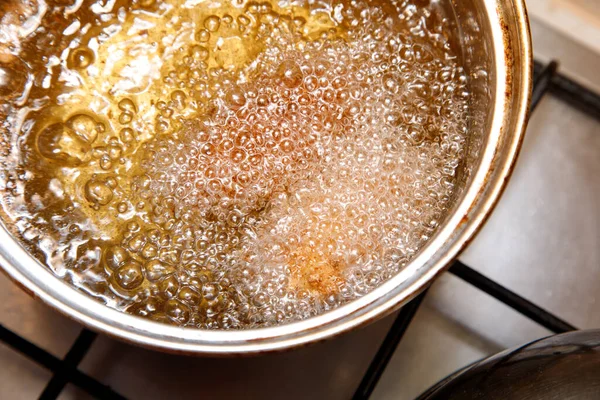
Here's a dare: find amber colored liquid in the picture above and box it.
[0,0,470,328]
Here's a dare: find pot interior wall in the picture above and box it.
[446,0,495,219]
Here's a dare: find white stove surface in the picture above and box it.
[0,10,599,400]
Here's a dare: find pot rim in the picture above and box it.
[0,0,532,355]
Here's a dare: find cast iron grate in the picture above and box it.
[0,59,597,400]
[352,59,599,400]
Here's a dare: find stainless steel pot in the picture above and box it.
[0,0,532,355]
[419,330,600,399]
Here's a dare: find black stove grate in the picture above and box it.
[353,59,600,400]
[0,59,598,400]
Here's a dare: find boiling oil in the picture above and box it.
[0,0,471,328]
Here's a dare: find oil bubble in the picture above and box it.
[165,299,190,324]
[190,45,209,61]
[118,98,137,114]
[196,29,211,43]
[145,260,175,281]
[278,60,303,88]
[115,261,144,290]
[103,246,128,271]
[117,202,129,213]
[204,16,221,32]
[85,180,113,206]
[119,112,134,125]
[119,128,135,143]
[238,15,251,26]
[37,123,91,165]
[178,287,201,305]
[225,86,246,108]
[67,47,95,69]
[65,114,99,143]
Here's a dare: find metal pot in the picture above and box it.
[419,330,600,399]
[0,0,532,355]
